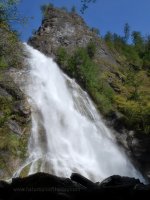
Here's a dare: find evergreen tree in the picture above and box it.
[71,5,76,13]
[131,31,144,53]
[124,23,130,43]
[0,0,25,25]
[104,31,113,43]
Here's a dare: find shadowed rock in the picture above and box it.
[0,172,150,200]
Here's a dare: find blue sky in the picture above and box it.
[14,0,150,41]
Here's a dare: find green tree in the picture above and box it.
[0,0,26,25]
[124,23,130,43]
[143,35,150,69]
[0,0,24,68]
[145,35,150,51]
[132,31,144,53]
[71,5,76,13]
[113,33,125,51]
[104,31,113,43]
[57,47,68,67]
[86,42,96,58]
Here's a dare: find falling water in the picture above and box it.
[16,44,144,182]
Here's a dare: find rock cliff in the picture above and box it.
[0,63,31,179]
[28,7,119,67]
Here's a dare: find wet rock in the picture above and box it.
[13,100,31,117]
[0,80,23,100]
[0,87,12,99]
[6,119,22,135]
[71,173,95,188]
[129,134,150,180]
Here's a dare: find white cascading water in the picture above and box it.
[15,44,144,182]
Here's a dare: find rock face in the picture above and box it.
[107,115,150,181]
[28,7,150,180]
[0,68,31,179]
[129,133,150,179]
[0,172,150,200]
[28,7,118,67]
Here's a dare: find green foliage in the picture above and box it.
[93,92,113,115]
[0,56,8,68]
[104,25,150,71]
[19,164,31,178]
[143,51,150,69]
[71,5,76,13]
[56,28,150,134]
[86,41,96,58]
[112,68,150,134]
[90,27,100,35]
[124,23,130,43]
[0,1,23,70]
[57,44,115,116]
[0,157,6,169]
[114,95,150,134]
[0,0,26,25]
[0,127,19,152]
[56,47,68,67]
[0,96,12,125]
[104,31,113,42]
[67,48,99,90]
[0,24,23,68]
[131,31,144,53]
[122,45,143,69]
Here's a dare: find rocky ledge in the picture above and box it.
[0,172,150,200]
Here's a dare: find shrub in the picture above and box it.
[0,25,23,68]
[86,42,96,58]
[57,47,68,67]
[41,3,54,18]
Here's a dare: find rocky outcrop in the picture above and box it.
[28,7,119,68]
[107,114,150,181]
[0,172,150,200]
[0,68,31,179]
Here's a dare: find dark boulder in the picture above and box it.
[0,172,150,200]
[99,175,141,187]
[70,173,96,188]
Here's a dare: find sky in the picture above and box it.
[14,0,150,41]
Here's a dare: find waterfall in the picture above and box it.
[17,43,144,182]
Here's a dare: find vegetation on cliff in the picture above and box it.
[104,25,150,134]
[0,0,30,179]
[56,24,150,135]
[0,0,24,69]
[57,44,115,116]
